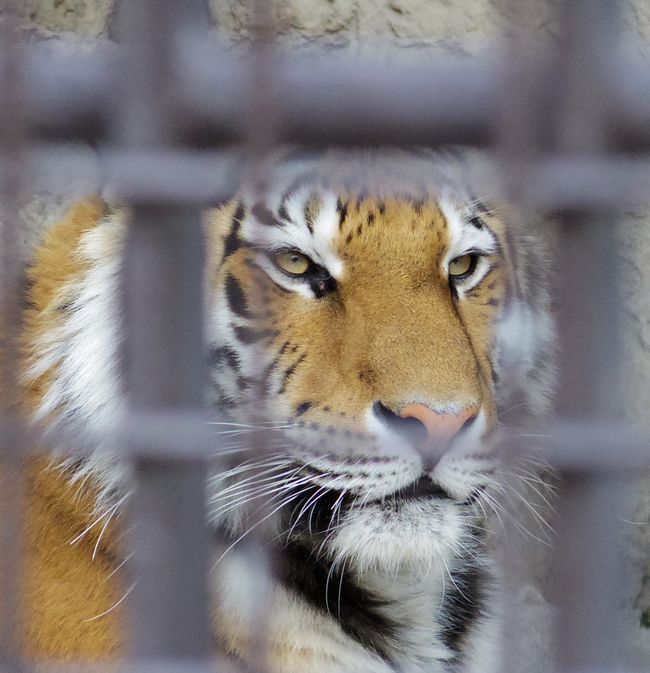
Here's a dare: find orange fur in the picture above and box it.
[23,459,123,659]
[19,199,124,661]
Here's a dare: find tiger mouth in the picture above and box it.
[369,475,450,504]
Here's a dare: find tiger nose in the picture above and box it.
[401,404,479,470]
[372,402,479,470]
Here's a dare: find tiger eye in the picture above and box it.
[448,254,474,278]
[274,250,311,276]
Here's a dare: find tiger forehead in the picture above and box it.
[334,195,451,263]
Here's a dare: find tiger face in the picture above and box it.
[205,153,551,573]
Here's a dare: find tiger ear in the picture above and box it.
[494,300,557,417]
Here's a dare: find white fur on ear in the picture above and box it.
[495,299,556,415]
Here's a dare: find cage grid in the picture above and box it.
[0,0,648,671]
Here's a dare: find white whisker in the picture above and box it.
[83,583,136,622]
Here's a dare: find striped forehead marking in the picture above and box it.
[243,186,344,279]
[439,195,498,264]
[243,183,497,289]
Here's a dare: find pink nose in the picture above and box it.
[400,403,479,469]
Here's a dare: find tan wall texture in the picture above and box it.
[21,0,650,666]
[25,0,650,54]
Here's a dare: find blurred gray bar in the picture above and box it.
[121,208,211,662]
[18,145,650,212]
[115,0,212,665]
[19,417,650,474]
[99,149,243,205]
[551,1,627,671]
[0,2,28,671]
[15,43,650,149]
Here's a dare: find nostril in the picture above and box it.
[457,413,477,437]
[399,403,479,445]
[372,401,429,448]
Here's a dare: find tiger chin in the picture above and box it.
[20,150,555,672]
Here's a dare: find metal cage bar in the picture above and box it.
[112,0,213,668]
[0,3,30,672]
[550,2,628,669]
[16,45,650,150]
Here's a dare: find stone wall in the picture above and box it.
[26,0,650,54]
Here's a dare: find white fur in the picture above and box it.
[25,216,128,502]
[243,188,344,300]
[439,194,498,296]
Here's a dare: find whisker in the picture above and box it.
[208,462,297,497]
[104,552,134,582]
[92,500,121,561]
[214,484,316,565]
[209,474,316,519]
[83,583,136,622]
[69,494,129,546]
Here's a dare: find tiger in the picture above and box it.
[18,149,555,672]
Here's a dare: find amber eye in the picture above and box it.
[273,250,312,276]
[448,253,477,279]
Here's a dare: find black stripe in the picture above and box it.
[439,559,485,654]
[488,357,499,386]
[233,325,277,344]
[274,539,399,663]
[295,401,313,416]
[223,202,245,259]
[209,345,241,371]
[225,274,254,320]
[262,340,290,392]
[474,198,491,215]
[280,171,319,215]
[337,199,348,230]
[304,193,319,234]
[277,352,306,394]
[56,300,77,314]
[251,202,282,227]
[237,375,254,391]
[21,274,37,311]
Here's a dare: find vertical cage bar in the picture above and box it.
[0,2,28,670]
[220,2,280,669]
[115,0,212,666]
[551,1,627,671]
[122,210,210,661]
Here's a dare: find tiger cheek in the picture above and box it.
[455,273,507,404]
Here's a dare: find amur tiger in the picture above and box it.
[18,150,554,672]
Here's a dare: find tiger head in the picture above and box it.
[206,151,554,572]
[21,150,555,665]
[23,151,554,575]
